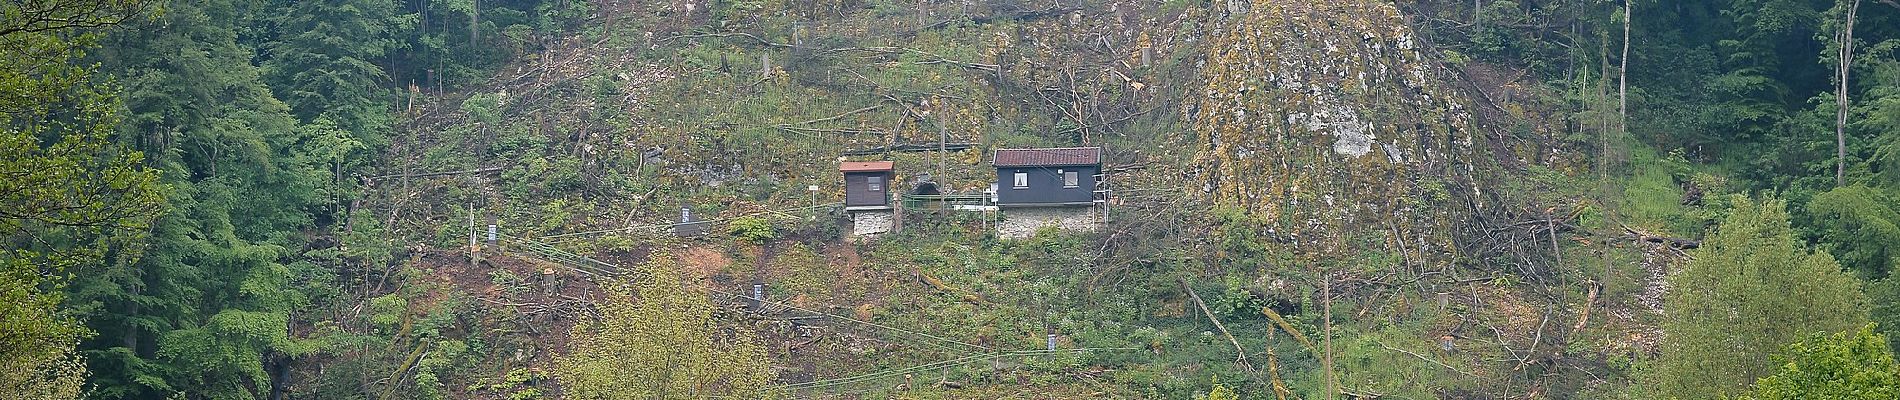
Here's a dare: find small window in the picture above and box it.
[1063,171,1079,188]
[867,176,883,192]
[1012,172,1029,188]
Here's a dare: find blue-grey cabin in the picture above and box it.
[993,147,1102,207]
[840,161,895,210]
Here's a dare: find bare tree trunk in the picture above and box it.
[1836,0,1861,187]
[1181,279,1254,373]
[1266,324,1288,400]
[760,53,771,80]
[938,123,946,184]
[470,0,480,45]
[1620,1,1631,129]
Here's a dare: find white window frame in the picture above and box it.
[1012,172,1029,188]
[1063,170,1079,188]
[867,176,883,192]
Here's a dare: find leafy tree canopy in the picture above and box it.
[1652,195,1867,399]
[555,256,777,399]
[1742,323,1900,400]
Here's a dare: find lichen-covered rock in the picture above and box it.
[1195,1,1486,260]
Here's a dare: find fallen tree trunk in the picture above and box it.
[1623,225,1700,249]
[1182,278,1255,374]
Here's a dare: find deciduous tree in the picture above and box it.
[555,256,776,399]
[0,1,158,398]
[1742,324,1900,400]
[1651,196,1867,399]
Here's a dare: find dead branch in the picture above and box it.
[915,269,990,305]
[776,126,890,136]
[1513,308,1552,371]
[1622,224,1700,249]
[1182,278,1256,374]
[1260,306,1320,355]
[1055,106,1157,136]
[1487,217,1579,233]
[910,49,1000,73]
[1376,341,1478,378]
[657,32,794,48]
[0,0,152,38]
[820,46,903,55]
[1444,275,1502,285]
[778,105,883,127]
[1570,281,1600,336]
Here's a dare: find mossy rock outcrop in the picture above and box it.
[1195,1,1494,263]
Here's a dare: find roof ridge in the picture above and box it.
[991,147,1104,167]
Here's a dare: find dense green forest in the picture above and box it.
[4,0,1900,399]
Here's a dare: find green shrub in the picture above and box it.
[728,216,776,244]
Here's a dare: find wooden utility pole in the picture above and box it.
[1322,273,1337,400]
[938,123,947,187]
[1834,0,1862,187]
[468,204,478,263]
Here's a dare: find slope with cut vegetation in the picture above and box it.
[6,0,1900,399]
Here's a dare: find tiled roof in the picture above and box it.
[839,161,895,172]
[992,147,1102,167]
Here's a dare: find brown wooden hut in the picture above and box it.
[840,161,895,210]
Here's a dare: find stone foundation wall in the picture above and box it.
[998,206,1102,239]
[850,211,894,238]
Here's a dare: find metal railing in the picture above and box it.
[899,193,991,210]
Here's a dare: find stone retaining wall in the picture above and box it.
[850,211,894,238]
[998,207,1102,239]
